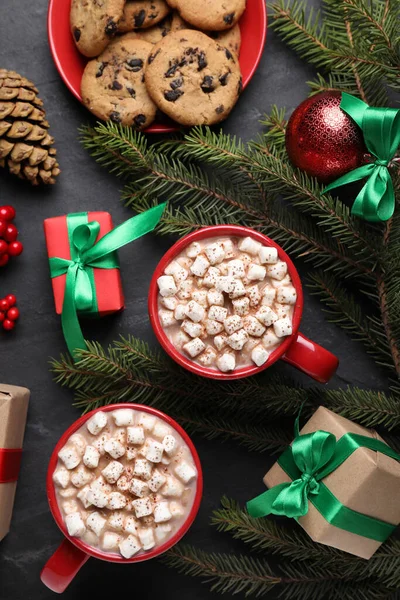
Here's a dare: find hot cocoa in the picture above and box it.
[53,409,198,559]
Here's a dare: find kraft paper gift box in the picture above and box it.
[0,384,30,542]
[263,407,400,559]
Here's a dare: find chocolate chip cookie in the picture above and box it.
[208,24,241,56]
[81,37,157,129]
[124,11,186,44]
[173,0,246,31]
[145,30,242,126]
[70,0,125,58]
[118,0,171,32]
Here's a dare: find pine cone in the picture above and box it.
[0,69,60,185]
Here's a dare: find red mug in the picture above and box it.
[148,225,339,383]
[41,404,203,594]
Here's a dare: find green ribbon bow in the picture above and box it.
[323,92,400,222]
[49,203,166,360]
[247,414,400,542]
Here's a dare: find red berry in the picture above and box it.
[0,254,9,267]
[0,312,4,323]
[0,240,8,255]
[3,319,15,331]
[4,224,18,242]
[0,206,16,221]
[0,299,9,311]
[8,241,23,256]
[0,219,6,237]
[7,307,19,321]
[5,294,16,307]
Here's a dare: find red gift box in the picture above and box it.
[44,212,125,316]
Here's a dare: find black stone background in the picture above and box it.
[0,1,388,599]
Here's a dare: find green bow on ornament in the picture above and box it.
[323,93,400,223]
[247,413,400,542]
[49,203,166,360]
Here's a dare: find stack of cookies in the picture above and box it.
[71,0,246,129]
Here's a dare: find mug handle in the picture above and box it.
[40,539,90,594]
[282,332,339,383]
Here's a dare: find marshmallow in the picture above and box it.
[274,317,293,338]
[148,470,167,492]
[274,304,290,319]
[138,414,156,432]
[154,501,172,523]
[119,535,141,558]
[181,320,204,338]
[126,446,138,461]
[114,428,127,446]
[261,285,276,306]
[207,289,224,306]
[65,513,86,538]
[138,527,156,551]
[277,285,297,305]
[163,435,178,456]
[259,246,278,264]
[244,337,260,353]
[92,432,110,455]
[91,476,113,494]
[107,512,125,532]
[59,487,76,498]
[205,319,224,336]
[53,467,70,489]
[183,337,206,358]
[174,304,187,321]
[251,345,270,366]
[217,353,236,372]
[71,466,93,489]
[272,273,291,288]
[218,262,229,275]
[157,275,178,297]
[117,475,131,492]
[155,524,172,543]
[161,455,171,465]
[186,242,202,258]
[247,263,267,281]
[108,492,127,510]
[104,438,126,460]
[227,259,245,278]
[62,500,79,515]
[243,316,266,337]
[161,296,178,311]
[177,279,193,300]
[262,328,281,349]
[198,346,218,366]
[169,501,185,519]
[214,334,228,351]
[204,242,225,265]
[144,439,164,463]
[239,252,252,265]
[153,422,171,440]
[224,315,243,335]
[132,497,153,519]
[164,260,189,285]
[246,285,261,307]
[215,276,236,294]
[203,266,221,288]
[77,486,92,508]
[229,279,247,299]
[232,297,250,316]
[58,446,81,470]
[265,261,288,281]
[221,239,236,258]
[87,512,107,537]
[102,532,121,551]
[133,458,153,481]
[192,290,208,306]
[238,236,262,256]
[127,426,145,446]
[190,255,210,277]
[83,445,100,469]
[85,489,109,508]
[87,411,108,436]
[159,309,177,328]
[69,434,86,456]
[255,306,278,326]
[177,255,193,269]
[102,460,124,484]
[227,329,249,351]
[208,305,228,323]
[174,461,197,483]
[162,476,184,498]
[124,516,139,535]
[185,300,206,323]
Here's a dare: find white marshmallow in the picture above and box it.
[174,304,187,321]
[277,285,297,305]
[102,460,124,484]
[132,497,153,519]
[207,289,224,306]
[71,466,93,489]
[177,279,193,300]
[162,476,184,498]
[238,237,262,256]
[62,500,79,515]
[155,524,172,543]
[192,290,208,307]
[208,305,228,323]
[104,438,125,460]
[164,260,188,285]
[133,458,153,481]
[247,263,267,281]
[205,319,224,336]
[161,296,178,311]
[92,432,110,456]
[107,512,125,531]
[83,445,100,469]
[153,422,171,440]
[84,488,108,508]
[138,414,156,433]
[181,320,204,338]
[161,455,170,466]
[273,317,293,338]
[148,470,167,492]
[232,297,250,316]
[138,527,155,550]
[243,316,266,337]
[58,487,76,498]
[169,501,185,518]
[262,328,281,349]
[186,242,202,258]
[274,304,290,319]
[265,261,288,281]
[159,309,176,328]
[124,516,139,535]
[204,243,225,265]
[174,461,197,483]
[69,434,86,456]
[163,435,178,456]
[272,273,291,288]
[154,502,172,523]
[126,447,138,461]
[203,266,221,288]
[255,306,278,327]
[224,315,243,335]
[87,411,108,436]
[259,246,278,264]
[119,535,141,558]
[127,426,145,446]
[198,346,218,366]
[87,512,107,537]
[217,353,236,373]
[53,467,70,489]
[77,486,92,508]
[185,300,206,323]
[157,275,178,297]
[214,333,228,351]
[58,446,81,470]
[218,262,229,275]
[244,337,260,353]
[183,337,206,358]
[227,329,249,351]
[221,239,236,258]
[229,279,247,299]
[227,259,245,278]
[108,492,127,510]
[246,285,261,307]
[144,439,164,463]
[114,428,126,446]
[91,476,112,494]
[190,255,210,277]
[252,345,270,366]
[261,285,276,306]
[117,475,131,492]
[215,276,236,294]
[239,252,252,265]
[102,532,121,551]
[65,513,86,538]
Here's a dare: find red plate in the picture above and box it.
[47,0,267,133]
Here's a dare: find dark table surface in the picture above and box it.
[0,1,387,599]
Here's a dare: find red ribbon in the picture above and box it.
[0,448,22,483]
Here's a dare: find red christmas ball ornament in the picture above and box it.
[8,241,23,256]
[3,319,15,331]
[285,91,368,183]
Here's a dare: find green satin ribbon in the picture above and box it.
[323,93,400,222]
[247,415,400,542]
[49,203,166,360]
